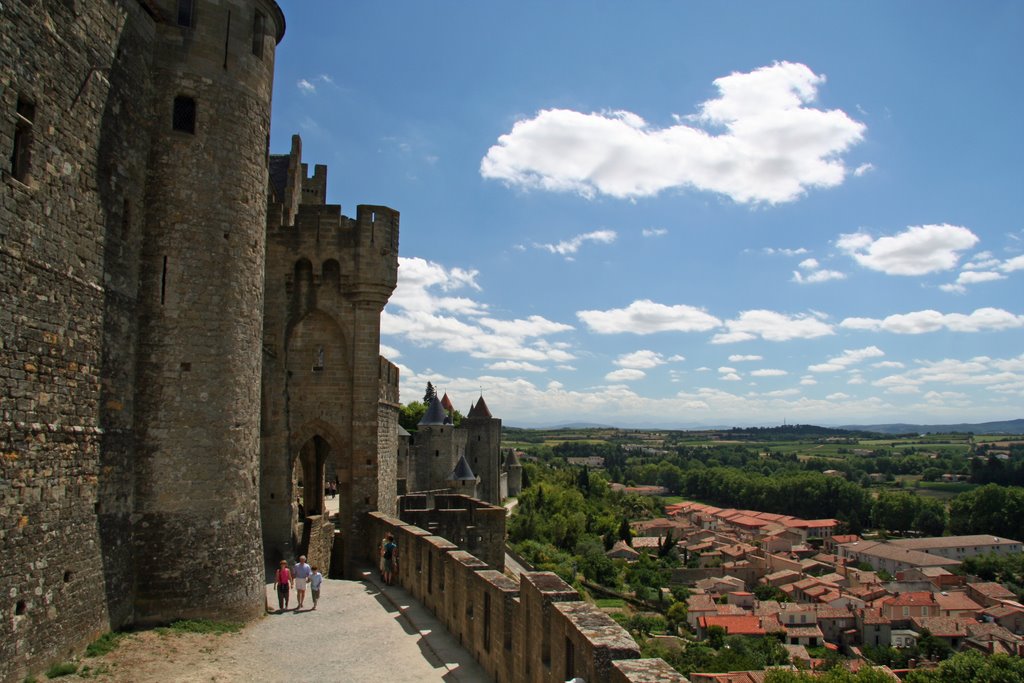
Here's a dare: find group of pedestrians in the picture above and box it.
[271,533,398,614]
[273,554,323,612]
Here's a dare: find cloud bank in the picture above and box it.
[481,62,865,204]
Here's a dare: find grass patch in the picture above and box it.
[156,619,243,636]
[595,598,626,608]
[44,662,78,678]
[85,631,126,657]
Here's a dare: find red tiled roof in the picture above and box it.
[700,615,765,635]
[884,591,937,607]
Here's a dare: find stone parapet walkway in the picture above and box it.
[67,567,492,682]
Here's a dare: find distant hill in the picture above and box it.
[839,419,1024,435]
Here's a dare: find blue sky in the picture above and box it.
[269,1,1023,428]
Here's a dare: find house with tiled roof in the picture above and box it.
[910,616,968,649]
[697,615,766,638]
[606,540,640,561]
[783,624,824,647]
[838,540,961,574]
[762,569,802,588]
[825,534,861,554]
[686,593,719,630]
[887,534,1022,562]
[982,603,1024,634]
[966,581,1017,607]
[781,517,839,541]
[964,621,1024,656]
[857,608,893,647]
[881,592,938,622]
[934,591,983,618]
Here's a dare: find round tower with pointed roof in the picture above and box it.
[447,453,479,498]
[412,396,459,492]
[505,448,523,497]
[463,394,503,504]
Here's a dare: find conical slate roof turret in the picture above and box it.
[419,396,448,426]
[468,395,492,419]
[504,449,521,467]
[451,454,476,482]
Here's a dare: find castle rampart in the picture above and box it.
[1,0,285,677]
[366,512,688,683]
[261,135,399,576]
[132,0,283,626]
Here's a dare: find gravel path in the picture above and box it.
[62,570,491,682]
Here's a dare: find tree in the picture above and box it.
[423,381,436,404]
[618,517,633,545]
[912,498,947,537]
[399,401,427,432]
[666,601,688,633]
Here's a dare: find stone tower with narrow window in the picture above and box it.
[0,1,285,678]
[260,135,400,578]
[131,0,286,626]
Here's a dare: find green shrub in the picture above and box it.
[44,662,78,678]
[157,619,243,635]
[85,631,126,657]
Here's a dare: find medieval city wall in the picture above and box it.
[366,512,688,683]
[260,139,399,575]
[377,357,400,517]
[399,493,507,569]
[1,2,155,677]
[131,0,282,627]
[1,1,285,678]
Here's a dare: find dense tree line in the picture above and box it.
[960,551,1024,599]
[644,634,789,677]
[763,651,1024,682]
[949,483,1024,540]
[969,444,1024,486]
[508,463,664,589]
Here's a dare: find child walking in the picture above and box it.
[310,565,323,609]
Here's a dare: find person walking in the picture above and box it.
[381,534,398,586]
[274,560,292,612]
[292,555,312,609]
[310,565,323,609]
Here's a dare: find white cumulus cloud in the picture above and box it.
[642,228,668,237]
[606,368,646,382]
[808,346,885,372]
[792,257,846,284]
[729,354,763,362]
[578,300,721,334]
[383,256,575,363]
[837,224,979,276]
[1001,255,1024,272]
[615,350,669,369]
[750,368,788,377]
[488,361,546,372]
[534,229,617,257]
[481,62,865,204]
[853,163,874,177]
[841,308,1024,334]
[712,310,834,344]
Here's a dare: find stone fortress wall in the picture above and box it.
[0,0,285,679]
[2,2,689,681]
[260,134,398,577]
[368,511,688,683]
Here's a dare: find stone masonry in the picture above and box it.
[1,1,285,679]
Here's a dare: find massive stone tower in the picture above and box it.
[1,0,284,677]
[260,136,400,577]
[132,0,285,625]
[464,396,502,504]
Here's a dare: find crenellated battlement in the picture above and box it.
[379,356,400,406]
[366,512,689,683]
